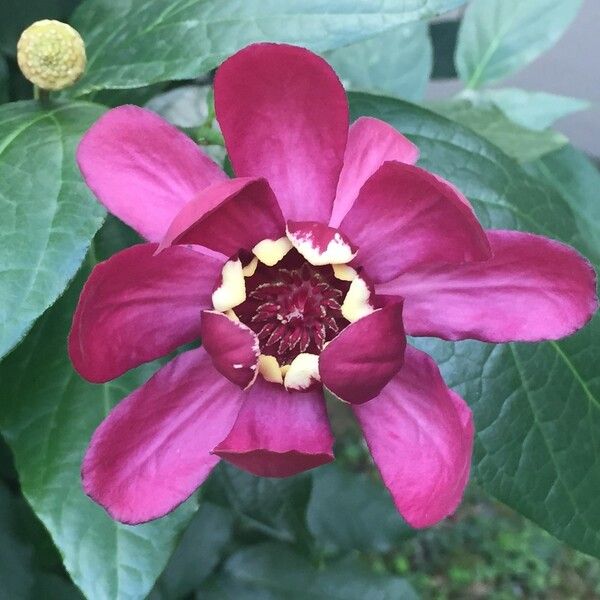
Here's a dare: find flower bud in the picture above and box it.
[17,20,86,91]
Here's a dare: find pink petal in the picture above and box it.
[353,346,473,528]
[378,230,598,342]
[200,310,259,389]
[320,302,406,404]
[158,177,285,256]
[77,105,226,242]
[339,162,491,283]
[69,243,223,383]
[214,43,348,223]
[330,117,419,227]
[82,348,244,524]
[213,378,334,477]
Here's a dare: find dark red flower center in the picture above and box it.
[236,249,350,365]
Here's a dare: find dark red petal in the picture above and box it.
[339,161,491,283]
[158,177,285,256]
[69,244,223,383]
[353,346,473,528]
[320,302,406,404]
[82,348,244,524]
[200,310,260,389]
[213,378,334,477]
[214,43,348,223]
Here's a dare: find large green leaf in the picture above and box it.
[455,0,583,88]
[429,97,567,162]
[0,220,198,600]
[0,101,106,360]
[200,543,418,599]
[348,92,600,558]
[325,23,432,101]
[69,0,465,97]
[307,464,414,554]
[479,88,590,131]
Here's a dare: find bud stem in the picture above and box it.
[33,86,51,108]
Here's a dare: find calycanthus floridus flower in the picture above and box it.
[70,43,598,527]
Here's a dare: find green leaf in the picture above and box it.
[348,91,600,558]
[206,463,312,548]
[324,23,432,101]
[150,502,233,600]
[307,464,414,554]
[429,97,567,162]
[0,100,106,360]
[526,146,600,263]
[200,543,418,599]
[0,220,199,600]
[479,88,590,131]
[456,0,583,88]
[69,0,465,97]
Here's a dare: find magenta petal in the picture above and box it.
[77,106,226,242]
[158,177,285,255]
[82,348,244,524]
[379,230,599,342]
[320,302,406,404]
[200,310,259,389]
[214,43,348,223]
[330,117,419,227]
[69,244,223,383]
[339,162,491,283]
[353,346,473,528]
[213,378,334,477]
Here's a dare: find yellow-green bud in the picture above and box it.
[17,20,86,91]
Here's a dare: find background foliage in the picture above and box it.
[0,0,598,598]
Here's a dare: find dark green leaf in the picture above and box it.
[455,0,583,88]
[324,23,432,101]
[348,91,600,558]
[69,0,465,97]
[200,543,418,599]
[206,463,312,548]
[150,502,233,600]
[525,146,600,261]
[429,97,567,162]
[307,464,414,554]
[0,221,198,600]
[0,100,106,359]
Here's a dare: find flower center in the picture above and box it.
[236,249,350,365]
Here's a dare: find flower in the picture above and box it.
[71,43,598,527]
[17,20,86,91]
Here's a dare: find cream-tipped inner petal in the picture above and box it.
[253,237,293,266]
[287,227,356,266]
[332,263,358,281]
[341,276,374,322]
[284,353,320,391]
[258,354,284,384]
[242,256,259,277]
[212,258,246,312]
